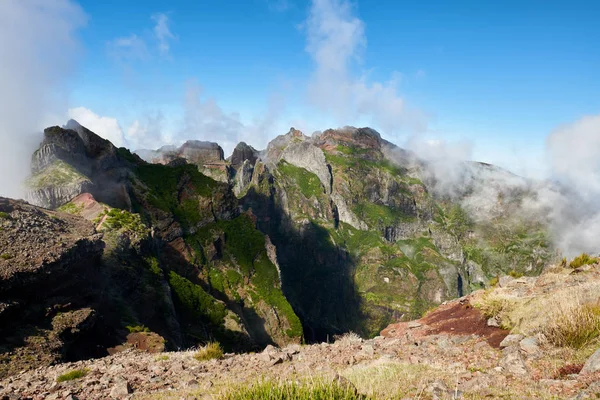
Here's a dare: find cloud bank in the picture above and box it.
[543,115,600,257]
[0,0,86,198]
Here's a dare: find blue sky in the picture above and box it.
[60,0,600,176]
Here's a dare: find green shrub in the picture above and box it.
[489,276,499,287]
[1,254,13,260]
[194,342,224,361]
[221,378,364,400]
[569,253,598,269]
[508,270,524,278]
[542,304,600,348]
[0,212,9,219]
[101,208,149,237]
[56,369,88,382]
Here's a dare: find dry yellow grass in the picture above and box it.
[193,342,224,362]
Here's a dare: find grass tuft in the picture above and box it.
[569,253,599,269]
[473,291,515,329]
[221,378,363,400]
[541,303,600,348]
[194,342,224,362]
[126,324,150,333]
[56,368,88,382]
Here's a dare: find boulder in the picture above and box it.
[581,348,600,374]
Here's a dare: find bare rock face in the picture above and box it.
[179,140,224,165]
[230,142,258,171]
[233,159,255,196]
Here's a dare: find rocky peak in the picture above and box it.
[179,140,224,165]
[318,126,383,151]
[64,119,117,160]
[230,142,258,171]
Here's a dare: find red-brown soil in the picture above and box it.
[381,297,509,348]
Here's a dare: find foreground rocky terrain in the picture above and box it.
[2,261,600,399]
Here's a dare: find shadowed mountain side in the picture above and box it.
[241,186,366,342]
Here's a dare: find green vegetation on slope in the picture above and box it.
[353,202,414,227]
[168,271,227,326]
[186,214,303,338]
[100,208,149,237]
[135,163,220,227]
[26,160,89,189]
[277,161,323,199]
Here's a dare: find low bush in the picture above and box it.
[221,378,364,400]
[56,369,88,382]
[542,303,600,348]
[0,212,9,219]
[194,342,224,362]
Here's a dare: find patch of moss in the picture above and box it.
[26,160,89,190]
[0,254,13,260]
[56,369,88,382]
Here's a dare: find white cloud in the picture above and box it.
[107,33,148,61]
[543,114,600,256]
[152,13,175,57]
[0,0,86,198]
[547,115,600,200]
[68,107,127,148]
[126,111,165,150]
[305,0,426,134]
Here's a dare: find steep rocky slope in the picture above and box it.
[3,261,600,399]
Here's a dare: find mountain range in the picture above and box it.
[0,120,556,377]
